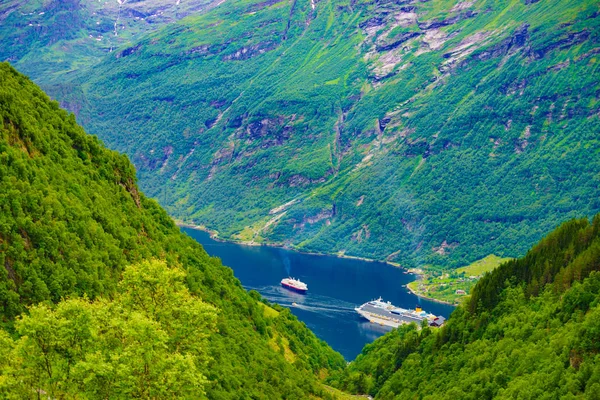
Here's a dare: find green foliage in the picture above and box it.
[0,260,216,399]
[470,215,600,313]
[0,63,344,398]
[0,0,218,82]
[456,254,513,277]
[11,0,596,269]
[409,254,513,304]
[329,215,600,398]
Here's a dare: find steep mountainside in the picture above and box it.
[328,214,600,399]
[0,0,220,83]
[0,63,344,398]
[5,0,600,268]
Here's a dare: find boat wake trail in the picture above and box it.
[244,285,357,318]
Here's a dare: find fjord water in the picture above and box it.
[182,227,454,360]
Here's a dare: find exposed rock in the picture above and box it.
[514,139,527,154]
[222,40,278,61]
[548,60,570,72]
[121,7,148,19]
[501,79,527,96]
[357,195,365,207]
[306,208,334,224]
[211,141,235,165]
[351,225,371,243]
[515,126,531,154]
[451,1,474,12]
[119,177,141,209]
[418,10,477,30]
[475,24,529,61]
[293,206,335,229]
[205,116,218,129]
[210,99,229,108]
[433,240,457,255]
[378,117,391,131]
[236,115,293,148]
[269,171,282,180]
[575,47,600,62]
[442,31,493,67]
[185,44,210,55]
[376,31,421,52]
[171,145,198,181]
[269,199,299,215]
[116,44,142,58]
[394,9,417,27]
[359,16,387,30]
[420,28,452,51]
[287,174,327,187]
[139,145,173,171]
[369,48,405,79]
[529,29,589,60]
[228,114,245,128]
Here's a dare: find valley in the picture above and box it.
[9,0,596,269]
[182,226,455,360]
[1,0,600,398]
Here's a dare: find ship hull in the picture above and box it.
[281,282,308,294]
[356,308,403,328]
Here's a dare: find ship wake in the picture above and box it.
[244,284,356,318]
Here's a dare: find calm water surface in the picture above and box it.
[182,227,455,360]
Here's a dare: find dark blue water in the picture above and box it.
[182,227,455,360]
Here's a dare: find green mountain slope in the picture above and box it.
[0,0,220,83]
[0,63,344,398]
[37,0,597,269]
[328,214,600,398]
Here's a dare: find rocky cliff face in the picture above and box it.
[3,0,599,268]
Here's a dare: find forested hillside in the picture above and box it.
[0,63,345,398]
[8,0,596,268]
[328,215,600,399]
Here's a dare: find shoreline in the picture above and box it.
[405,281,455,306]
[176,221,410,267]
[177,221,456,307]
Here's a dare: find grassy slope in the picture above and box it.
[456,254,513,276]
[408,254,512,304]
[63,0,599,269]
[0,62,345,399]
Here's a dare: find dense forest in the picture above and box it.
[329,215,600,399]
[2,0,597,267]
[0,63,345,399]
[2,56,600,398]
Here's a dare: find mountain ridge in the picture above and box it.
[2,0,599,269]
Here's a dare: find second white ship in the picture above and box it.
[355,297,445,328]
